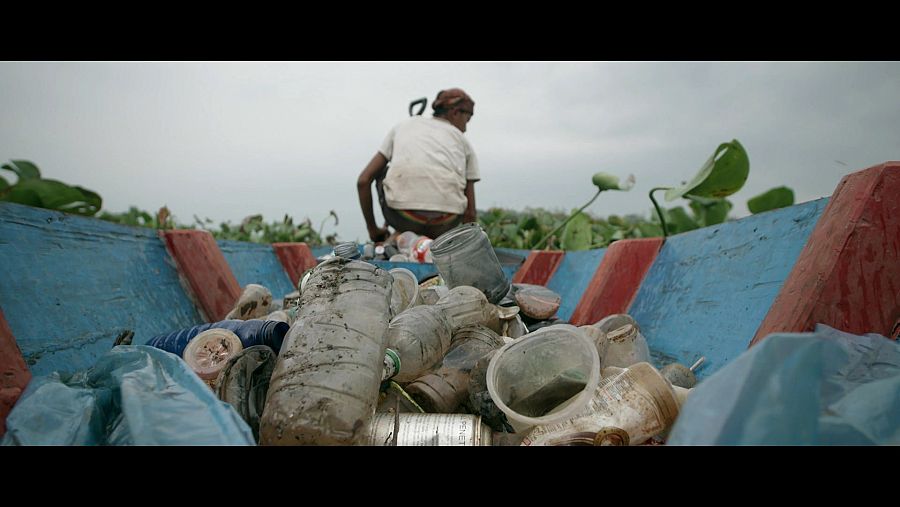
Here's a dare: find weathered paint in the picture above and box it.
[0,306,30,437]
[512,251,565,286]
[0,202,202,376]
[628,198,828,379]
[545,249,607,322]
[161,230,240,322]
[568,238,664,326]
[217,240,295,300]
[752,162,900,345]
[272,242,317,288]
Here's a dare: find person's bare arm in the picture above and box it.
[357,152,390,241]
[463,180,477,223]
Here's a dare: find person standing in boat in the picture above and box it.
[357,87,479,242]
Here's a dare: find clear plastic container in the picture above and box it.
[430,223,510,304]
[259,258,393,445]
[388,268,420,317]
[592,314,651,369]
[486,324,601,433]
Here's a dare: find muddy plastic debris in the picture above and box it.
[363,413,493,446]
[660,357,705,389]
[430,222,510,304]
[486,324,601,433]
[434,285,501,333]
[405,325,504,413]
[512,284,561,320]
[183,328,244,389]
[259,258,393,445]
[466,350,513,432]
[377,381,425,414]
[333,241,361,260]
[215,345,277,443]
[521,362,680,446]
[226,284,274,320]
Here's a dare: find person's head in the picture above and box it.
[432,88,475,132]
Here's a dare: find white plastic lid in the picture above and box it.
[183,328,244,380]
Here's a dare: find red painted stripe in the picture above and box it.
[0,307,31,437]
[272,242,318,288]
[160,230,241,322]
[512,251,565,286]
[568,238,664,326]
[752,162,900,346]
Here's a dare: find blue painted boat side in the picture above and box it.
[0,202,202,376]
[628,198,829,380]
[216,240,295,299]
[546,248,608,322]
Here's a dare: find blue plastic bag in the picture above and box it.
[2,345,255,445]
[668,324,900,445]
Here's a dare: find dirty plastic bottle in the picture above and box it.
[259,258,393,445]
[406,325,504,413]
[225,284,274,320]
[434,286,501,334]
[430,222,510,304]
[386,305,453,383]
[146,319,290,356]
[333,241,361,260]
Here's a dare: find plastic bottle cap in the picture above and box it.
[183,328,244,380]
[383,348,401,381]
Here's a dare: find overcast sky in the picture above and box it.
[2,61,898,242]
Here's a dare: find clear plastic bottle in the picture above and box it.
[259,258,393,445]
[385,305,453,383]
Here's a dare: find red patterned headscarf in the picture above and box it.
[432,88,474,112]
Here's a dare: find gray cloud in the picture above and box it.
[2,61,898,242]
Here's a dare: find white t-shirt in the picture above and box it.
[379,116,480,215]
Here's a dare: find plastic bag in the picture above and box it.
[2,345,255,445]
[667,324,900,445]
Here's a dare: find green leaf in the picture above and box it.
[636,222,663,237]
[747,186,795,214]
[2,160,41,181]
[0,176,9,192]
[665,139,749,201]
[687,196,732,227]
[561,211,592,250]
[666,206,699,233]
